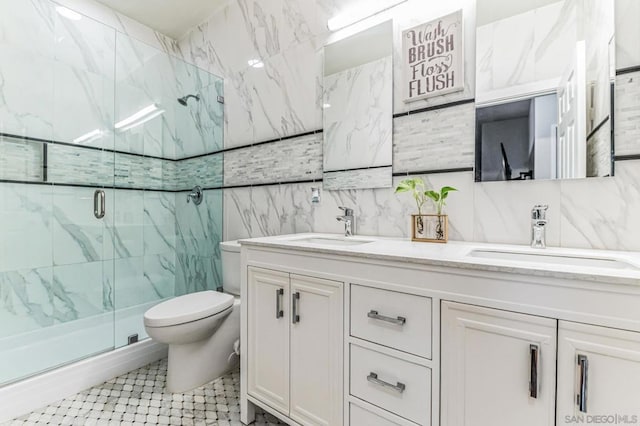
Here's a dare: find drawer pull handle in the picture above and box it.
[367,372,406,393]
[577,354,589,413]
[529,344,539,399]
[367,310,406,326]
[292,292,300,324]
[275,288,284,319]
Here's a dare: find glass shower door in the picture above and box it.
[0,0,116,384]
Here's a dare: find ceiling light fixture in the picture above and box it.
[115,104,164,132]
[247,59,264,68]
[55,6,82,21]
[327,0,407,31]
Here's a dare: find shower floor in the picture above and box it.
[4,359,287,425]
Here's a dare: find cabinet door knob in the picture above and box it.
[529,344,539,398]
[275,288,284,319]
[577,354,589,413]
[292,292,300,324]
[367,372,406,393]
[367,310,406,326]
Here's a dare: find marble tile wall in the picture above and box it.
[223,133,323,186]
[178,0,477,149]
[175,189,223,295]
[224,160,640,252]
[178,0,640,253]
[115,33,224,161]
[0,139,225,191]
[52,0,183,60]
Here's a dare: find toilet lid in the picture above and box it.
[144,291,234,327]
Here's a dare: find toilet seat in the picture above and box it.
[144,291,234,328]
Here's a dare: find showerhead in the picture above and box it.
[177,94,200,106]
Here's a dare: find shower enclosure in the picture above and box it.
[0,0,224,385]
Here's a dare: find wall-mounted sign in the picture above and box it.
[402,10,464,102]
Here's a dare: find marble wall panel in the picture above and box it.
[175,189,223,292]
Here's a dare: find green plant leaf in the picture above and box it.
[440,186,458,200]
[425,190,440,202]
[395,178,424,192]
[394,184,411,193]
[395,178,427,214]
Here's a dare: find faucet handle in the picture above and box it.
[531,204,548,220]
[339,206,354,216]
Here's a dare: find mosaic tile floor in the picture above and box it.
[5,359,287,426]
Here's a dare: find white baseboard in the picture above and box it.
[0,339,167,423]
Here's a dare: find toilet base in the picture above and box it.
[166,338,237,393]
[165,298,241,393]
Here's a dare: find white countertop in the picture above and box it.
[239,233,640,286]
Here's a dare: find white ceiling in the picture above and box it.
[95,0,228,39]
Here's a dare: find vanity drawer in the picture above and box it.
[351,284,432,358]
[350,344,431,425]
[350,403,414,426]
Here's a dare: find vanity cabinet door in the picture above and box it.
[557,321,640,422]
[289,274,343,426]
[441,302,557,426]
[247,267,291,415]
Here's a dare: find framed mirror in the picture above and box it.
[475,0,615,182]
[322,20,393,190]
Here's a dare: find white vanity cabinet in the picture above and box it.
[557,321,640,421]
[247,267,290,414]
[441,302,557,426]
[240,234,640,426]
[441,302,640,426]
[247,266,343,426]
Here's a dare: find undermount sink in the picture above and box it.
[287,236,375,247]
[467,249,640,271]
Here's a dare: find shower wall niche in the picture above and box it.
[0,0,224,385]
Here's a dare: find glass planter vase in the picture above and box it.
[411,214,448,243]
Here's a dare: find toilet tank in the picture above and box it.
[220,240,241,295]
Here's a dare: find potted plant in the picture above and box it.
[395,178,457,242]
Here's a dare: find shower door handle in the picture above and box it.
[94,190,105,219]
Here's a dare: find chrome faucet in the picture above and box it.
[336,206,355,237]
[187,186,203,205]
[531,205,548,248]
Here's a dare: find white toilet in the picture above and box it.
[144,240,242,393]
